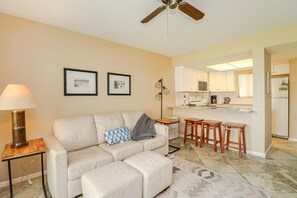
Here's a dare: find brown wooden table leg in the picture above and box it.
[219,124,224,153]
[213,126,217,152]
[200,123,204,148]
[184,121,187,143]
[242,128,247,154]
[238,129,242,158]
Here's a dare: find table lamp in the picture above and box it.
[0,84,37,148]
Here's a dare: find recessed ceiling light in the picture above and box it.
[206,63,236,71]
[229,59,253,68]
[206,58,253,71]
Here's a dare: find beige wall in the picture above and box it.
[0,14,174,182]
[290,59,297,141]
[264,50,272,150]
[173,24,297,67]
[253,49,272,152]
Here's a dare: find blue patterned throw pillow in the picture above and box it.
[104,127,132,145]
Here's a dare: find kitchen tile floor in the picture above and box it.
[0,138,297,197]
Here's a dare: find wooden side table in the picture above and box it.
[155,118,180,154]
[1,138,47,198]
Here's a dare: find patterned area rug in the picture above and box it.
[157,156,272,198]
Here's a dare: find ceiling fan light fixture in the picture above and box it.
[169,0,178,9]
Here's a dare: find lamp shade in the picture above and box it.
[0,84,37,111]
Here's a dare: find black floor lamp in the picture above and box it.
[155,78,170,118]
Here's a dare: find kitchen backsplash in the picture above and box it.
[175,92,252,106]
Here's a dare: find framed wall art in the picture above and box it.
[64,68,98,96]
[107,72,131,95]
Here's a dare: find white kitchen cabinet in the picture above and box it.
[175,66,201,92]
[209,72,225,92]
[271,64,289,75]
[225,71,235,91]
[197,70,208,81]
[209,71,235,92]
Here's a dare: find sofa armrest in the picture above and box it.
[154,123,169,137]
[46,135,68,198]
[154,123,169,154]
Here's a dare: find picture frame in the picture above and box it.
[64,68,98,96]
[107,72,131,95]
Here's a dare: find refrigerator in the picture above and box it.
[271,76,289,138]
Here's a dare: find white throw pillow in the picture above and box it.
[94,113,125,144]
[122,112,143,132]
[53,116,98,152]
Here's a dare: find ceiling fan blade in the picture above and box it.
[178,2,204,20]
[141,5,167,23]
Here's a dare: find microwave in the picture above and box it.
[198,81,208,91]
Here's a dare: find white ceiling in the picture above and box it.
[1,0,297,57]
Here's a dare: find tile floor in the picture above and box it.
[0,137,297,197]
[168,137,297,198]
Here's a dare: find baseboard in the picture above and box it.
[289,138,297,142]
[0,170,47,188]
[178,133,267,158]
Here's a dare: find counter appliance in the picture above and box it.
[189,96,206,106]
[211,95,217,104]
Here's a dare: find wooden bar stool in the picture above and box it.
[222,122,246,158]
[200,120,222,152]
[184,118,204,147]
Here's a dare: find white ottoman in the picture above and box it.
[81,161,142,198]
[124,151,173,198]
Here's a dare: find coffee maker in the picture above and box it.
[210,95,217,104]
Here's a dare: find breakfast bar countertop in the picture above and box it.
[172,105,254,113]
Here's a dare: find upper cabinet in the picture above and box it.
[175,66,208,92]
[209,72,225,92]
[271,64,289,75]
[225,71,235,91]
[197,69,208,81]
[209,71,235,92]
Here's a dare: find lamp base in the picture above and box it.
[11,110,29,148]
[11,141,29,148]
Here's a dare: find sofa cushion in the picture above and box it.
[122,112,143,132]
[53,116,98,152]
[104,127,131,145]
[67,146,113,180]
[99,141,143,161]
[138,134,166,151]
[94,113,125,144]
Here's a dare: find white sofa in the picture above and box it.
[46,112,169,198]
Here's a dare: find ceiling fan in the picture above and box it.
[141,0,205,23]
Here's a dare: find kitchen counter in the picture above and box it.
[171,104,268,157]
[173,104,253,113]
